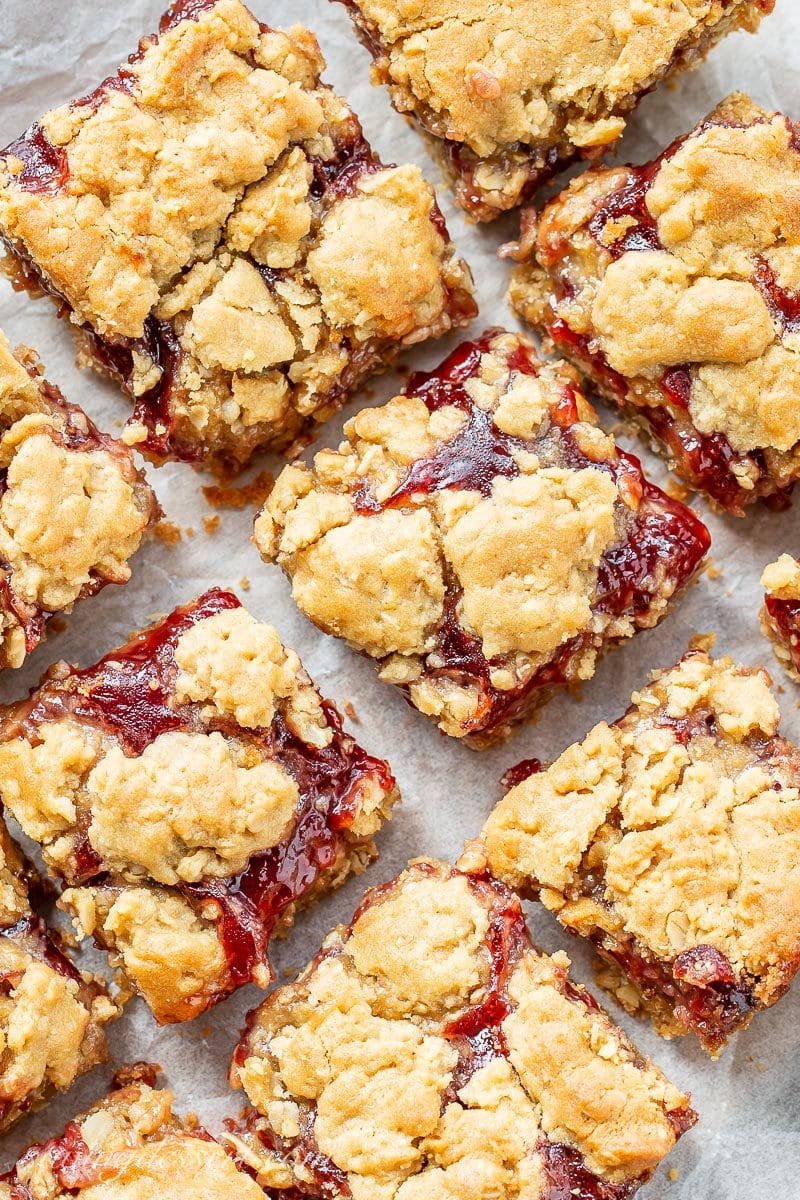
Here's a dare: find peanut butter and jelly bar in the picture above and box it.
[0,1067,268,1200]
[0,0,475,467]
[761,555,800,681]
[229,860,695,1198]
[0,589,399,1024]
[510,94,800,514]
[0,331,157,670]
[0,819,115,1133]
[337,1,773,221]
[256,330,710,746]
[467,652,800,1053]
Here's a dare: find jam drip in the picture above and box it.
[588,161,662,259]
[2,125,68,195]
[765,594,800,673]
[15,587,394,991]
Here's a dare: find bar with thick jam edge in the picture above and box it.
[257,329,709,746]
[228,859,695,1199]
[0,588,398,1024]
[510,92,800,514]
[0,0,474,467]
[470,650,800,1054]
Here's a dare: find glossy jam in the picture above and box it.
[765,595,800,673]
[13,588,394,990]
[538,1141,640,1200]
[501,758,544,790]
[2,124,68,194]
[3,914,83,986]
[3,1122,109,1196]
[588,160,662,258]
[753,256,800,334]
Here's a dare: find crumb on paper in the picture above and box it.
[203,514,221,535]
[343,700,358,722]
[704,559,722,580]
[48,616,68,635]
[669,1167,679,1182]
[665,478,690,502]
[239,576,251,592]
[689,631,716,653]
[202,470,275,510]
[154,520,182,546]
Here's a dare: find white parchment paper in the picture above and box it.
[1,2,799,1193]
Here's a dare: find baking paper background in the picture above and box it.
[0,1,799,1193]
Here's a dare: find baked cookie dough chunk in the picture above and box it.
[510,94,800,515]
[0,331,157,670]
[337,1,772,221]
[229,860,695,1198]
[761,555,800,681]
[0,589,398,1024]
[467,651,800,1054]
[0,1066,269,1199]
[256,330,710,746]
[0,0,475,468]
[0,818,116,1134]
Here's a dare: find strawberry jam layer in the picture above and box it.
[354,332,708,736]
[765,595,800,673]
[7,588,395,992]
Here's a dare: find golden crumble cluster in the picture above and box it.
[339,0,772,219]
[0,330,157,670]
[0,590,398,1024]
[256,329,709,745]
[0,1068,268,1199]
[0,818,116,1134]
[510,93,800,514]
[229,860,694,1198]
[467,652,800,1054]
[0,0,475,466]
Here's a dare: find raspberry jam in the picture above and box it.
[7,589,395,997]
[765,595,800,673]
[355,332,708,736]
[2,125,68,194]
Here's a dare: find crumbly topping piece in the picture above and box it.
[4,1076,267,1200]
[762,554,800,600]
[232,860,693,1195]
[0,0,474,463]
[475,652,800,1020]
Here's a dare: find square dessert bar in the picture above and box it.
[467,651,800,1054]
[337,1,772,221]
[510,93,800,515]
[256,329,710,746]
[0,331,157,670]
[229,860,695,1198]
[761,555,800,681]
[0,0,475,468]
[0,818,116,1133]
[0,588,399,1024]
[1,1066,269,1200]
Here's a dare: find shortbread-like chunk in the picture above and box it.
[229,860,695,1197]
[0,1067,268,1199]
[0,0,474,466]
[338,1,772,220]
[0,589,398,1023]
[256,330,709,745]
[510,94,800,514]
[468,652,800,1053]
[0,331,157,669]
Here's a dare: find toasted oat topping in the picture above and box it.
[231,860,693,1196]
[475,654,800,1011]
[0,0,473,463]
[2,1076,267,1200]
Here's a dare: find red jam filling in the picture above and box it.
[3,914,83,987]
[538,1141,640,1200]
[1,125,68,195]
[753,256,800,335]
[11,588,395,992]
[765,594,800,672]
[353,332,708,734]
[3,1122,113,1195]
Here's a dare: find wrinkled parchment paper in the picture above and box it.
[1,2,799,1193]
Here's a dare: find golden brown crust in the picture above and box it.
[471,652,800,1051]
[230,860,693,1197]
[510,94,800,511]
[2,1076,267,1199]
[0,332,157,670]
[0,0,474,464]
[343,0,772,218]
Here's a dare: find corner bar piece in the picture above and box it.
[0,588,398,1023]
[0,1066,268,1199]
[256,329,709,746]
[0,330,157,669]
[229,860,695,1198]
[0,0,474,466]
[510,93,800,514]
[468,651,800,1053]
[337,0,772,221]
